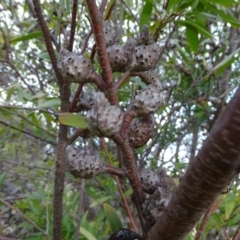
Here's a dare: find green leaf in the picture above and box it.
[206,0,238,6]
[140,1,153,28]
[212,213,222,232]
[90,196,112,207]
[0,172,6,188]
[59,113,87,128]
[176,19,213,39]
[38,52,50,60]
[225,201,235,219]
[37,99,60,108]
[166,0,180,11]
[211,47,240,74]
[80,227,97,240]
[103,203,123,233]
[10,31,43,43]
[185,25,199,52]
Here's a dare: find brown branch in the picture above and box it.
[0,199,50,240]
[86,0,118,105]
[68,0,78,52]
[0,120,57,146]
[147,85,240,239]
[32,2,71,240]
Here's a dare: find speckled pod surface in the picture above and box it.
[86,92,124,137]
[66,145,105,179]
[57,48,95,83]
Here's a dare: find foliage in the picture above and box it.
[0,0,240,239]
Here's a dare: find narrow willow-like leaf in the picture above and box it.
[10,31,43,43]
[103,203,123,232]
[59,112,87,128]
[140,1,153,28]
[185,25,199,52]
[37,99,60,108]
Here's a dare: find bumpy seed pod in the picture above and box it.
[137,69,159,85]
[107,38,136,72]
[130,79,164,116]
[140,168,166,194]
[66,145,105,179]
[128,116,154,148]
[143,186,171,232]
[57,48,95,83]
[135,25,154,46]
[103,21,117,47]
[132,43,161,71]
[86,92,123,137]
[108,228,143,240]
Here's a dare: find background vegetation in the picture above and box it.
[0,0,240,239]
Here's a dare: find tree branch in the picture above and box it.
[147,85,240,240]
[86,0,118,105]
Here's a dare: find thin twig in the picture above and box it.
[114,71,130,91]
[0,105,58,117]
[0,60,35,95]
[32,0,64,85]
[222,227,231,240]
[0,120,57,146]
[68,0,78,51]
[69,84,84,113]
[0,199,50,240]
[232,224,240,240]
[101,138,138,233]
[195,200,220,240]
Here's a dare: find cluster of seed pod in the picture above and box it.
[86,92,124,137]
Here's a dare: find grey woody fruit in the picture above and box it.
[138,69,159,84]
[103,21,117,47]
[57,48,95,83]
[128,116,153,148]
[132,43,161,71]
[131,79,164,116]
[66,145,105,179]
[86,92,123,137]
[135,25,154,46]
[107,38,136,72]
[140,168,166,194]
[143,186,171,231]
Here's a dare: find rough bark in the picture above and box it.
[147,85,240,240]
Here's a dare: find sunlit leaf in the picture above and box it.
[103,203,123,232]
[211,213,222,232]
[90,196,112,207]
[225,201,235,219]
[59,113,87,128]
[80,227,97,240]
[10,31,43,43]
